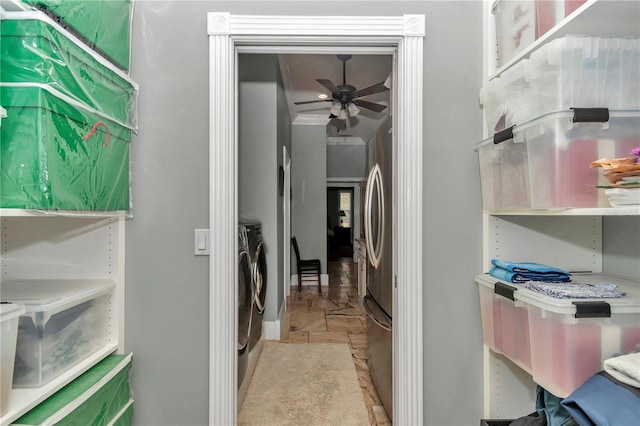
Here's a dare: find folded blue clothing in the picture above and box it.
[562,372,640,426]
[491,259,571,275]
[490,266,572,283]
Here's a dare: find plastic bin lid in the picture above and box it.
[0,302,26,322]
[476,273,640,315]
[474,109,640,150]
[0,279,115,315]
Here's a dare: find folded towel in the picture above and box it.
[491,259,570,275]
[490,266,571,283]
[604,353,640,388]
[524,281,626,299]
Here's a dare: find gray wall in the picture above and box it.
[327,143,367,178]
[603,216,640,280]
[126,1,484,425]
[238,54,290,323]
[421,3,484,424]
[291,123,328,273]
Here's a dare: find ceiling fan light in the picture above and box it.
[337,109,347,120]
[330,102,342,116]
[347,103,360,116]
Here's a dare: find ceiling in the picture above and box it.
[278,54,393,143]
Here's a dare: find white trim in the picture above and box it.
[326,178,367,185]
[326,136,365,146]
[291,114,331,126]
[208,13,424,426]
[263,300,286,340]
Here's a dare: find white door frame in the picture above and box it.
[208,13,424,425]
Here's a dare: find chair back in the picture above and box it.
[291,236,302,268]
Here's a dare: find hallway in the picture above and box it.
[280,258,391,425]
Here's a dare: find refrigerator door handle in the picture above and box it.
[363,294,392,331]
[365,164,384,269]
[372,165,384,268]
[364,165,377,267]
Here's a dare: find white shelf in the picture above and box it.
[489,0,640,80]
[0,209,128,218]
[486,206,640,216]
[0,343,119,426]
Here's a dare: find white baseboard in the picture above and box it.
[263,300,285,341]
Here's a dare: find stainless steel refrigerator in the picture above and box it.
[362,118,393,419]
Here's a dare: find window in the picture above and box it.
[339,191,351,227]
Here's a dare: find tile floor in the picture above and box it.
[280,258,392,426]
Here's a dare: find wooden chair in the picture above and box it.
[291,236,321,293]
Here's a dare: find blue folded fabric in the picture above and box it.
[490,266,572,283]
[491,259,571,275]
[562,372,640,426]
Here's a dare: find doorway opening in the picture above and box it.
[208,13,425,426]
[328,187,354,259]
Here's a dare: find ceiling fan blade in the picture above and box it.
[353,81,389,98]
[316,78,340,94]
[353,99,387,113]
[294,99,333,105]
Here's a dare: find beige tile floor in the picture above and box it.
[280,258,392,426]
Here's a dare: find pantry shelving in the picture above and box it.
[0,211,125,425]
[479,0,640,419]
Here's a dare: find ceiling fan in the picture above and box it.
[294,54,390,120]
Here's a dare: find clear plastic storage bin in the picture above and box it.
[477,276,533,373]
[476,273,640,398]
[482,35,640,129]
[475,109,640,210]
[0,280,115,387]
[492,0,537,67]
[493,1,589,68]
[1,303,25,415]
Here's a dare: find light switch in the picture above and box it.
[194,229,210,255]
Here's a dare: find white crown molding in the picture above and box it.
[209,13,424,426]
[326,136,365,146]
[292,114,331,126]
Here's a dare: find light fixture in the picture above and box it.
[329,102,360,120]
[330,102,342,117]
[318,93,328,99]
[338,210,347,217]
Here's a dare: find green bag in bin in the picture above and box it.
[19,0,133,71]
[0,84,131,211]
[13,354,133,426]
[0,12,137,128]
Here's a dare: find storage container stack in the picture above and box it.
[476,35,640,209]
[0,0,136,422]
[0,0,138,211]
